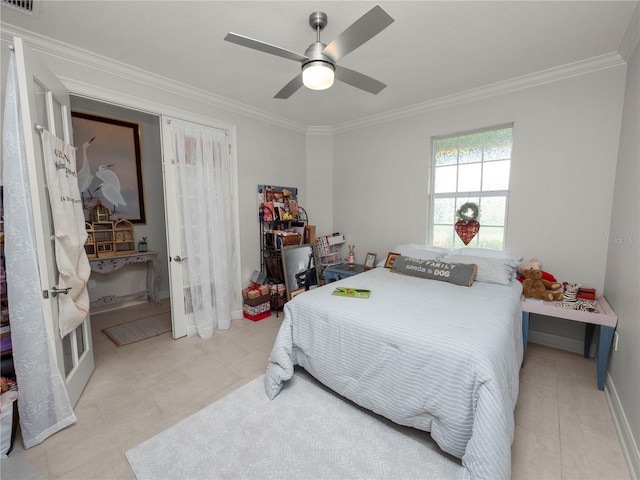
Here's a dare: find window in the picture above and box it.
[430,124,513,249]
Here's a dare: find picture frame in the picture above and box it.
[71,112,146,223]
[364,252,377,270]
[289,288,305,299]
[281,244,318,300]
[384,252,402,269]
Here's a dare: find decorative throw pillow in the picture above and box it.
[440,253,519,286]
[376,244,449,267]
[391,256,477,287]
[451,247,522,264]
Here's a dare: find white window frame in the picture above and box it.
[428,123,513,249]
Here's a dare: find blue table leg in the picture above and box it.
[522,311,529,353]
[596,326,615,391]
[584,323,596,358]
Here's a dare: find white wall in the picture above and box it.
[0,34,308,291]
[305,131,334,238]
[605,39,640,478]
[236,121,307,281]
[333,66,627,343]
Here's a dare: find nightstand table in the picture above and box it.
[521,295,617,390]
[324,263,366,283]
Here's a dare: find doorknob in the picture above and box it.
[173,255,187,262]
[50,286,72,297]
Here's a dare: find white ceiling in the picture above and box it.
[2,1,638,127]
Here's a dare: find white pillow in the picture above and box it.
[440,253,519,286]
[452,247,522,264]
[377,244,450,267]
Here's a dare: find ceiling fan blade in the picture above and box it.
[274,74,304,99]
[323,5,394,62]
[335,66,387,95]
[224,33,309,63]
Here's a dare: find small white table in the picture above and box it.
[89,251,160,308]
[521,296,617,390]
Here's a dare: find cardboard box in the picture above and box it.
[243,311,270,322]
[304,225,316,244]
[244,293,271,307]
[242,284,269,299]
[242,301,270,316]
[327,234,346,246]
[242,288,261,300]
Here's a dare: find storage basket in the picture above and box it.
[315,236,340,257]
[319,252,342,267]
[315,236,343,267]
[279,232,301,247]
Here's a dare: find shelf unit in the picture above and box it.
[259,205,308,283]
[315,233,346,282]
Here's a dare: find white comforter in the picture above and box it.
[265,267,523,480]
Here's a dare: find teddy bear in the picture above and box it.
[517,258,558,284]
[521,268,564,301]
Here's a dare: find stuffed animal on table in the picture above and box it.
[521,269,563,301]
[517,258,558,284]
[518,258,563,301]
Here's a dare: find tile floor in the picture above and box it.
[1,300,631,479]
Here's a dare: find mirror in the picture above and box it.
[281,244,318,300]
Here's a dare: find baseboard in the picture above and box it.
[606,374,640,480]
[528,329,595,356]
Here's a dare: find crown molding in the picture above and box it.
[306,126,333,135]
[1,23,629,137]
[0,23,307,134]
[618,2,640,62]
[332,51,626,134]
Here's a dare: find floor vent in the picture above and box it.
[2,0,37,14]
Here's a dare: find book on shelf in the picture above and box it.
[332,287,371,299]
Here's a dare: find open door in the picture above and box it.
[160,117,188,338]
[160,116,239,339]
[12,37,94,406]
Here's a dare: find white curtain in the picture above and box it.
[2,49,76,448]
[169,119,239,338]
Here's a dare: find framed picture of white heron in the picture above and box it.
[71,111,147,223]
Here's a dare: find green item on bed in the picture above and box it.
[332,287,371,299]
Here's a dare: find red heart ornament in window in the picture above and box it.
[455,220,480,245]
[455,202,481,245]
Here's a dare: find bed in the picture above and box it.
[265,246,524,480]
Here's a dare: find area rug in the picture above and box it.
[101,312,171,347]
[126,370,460,479]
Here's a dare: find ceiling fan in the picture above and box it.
[224,5,394,99]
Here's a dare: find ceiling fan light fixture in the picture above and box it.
[302,61,335,90]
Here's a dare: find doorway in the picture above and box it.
[69,96,171,312]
